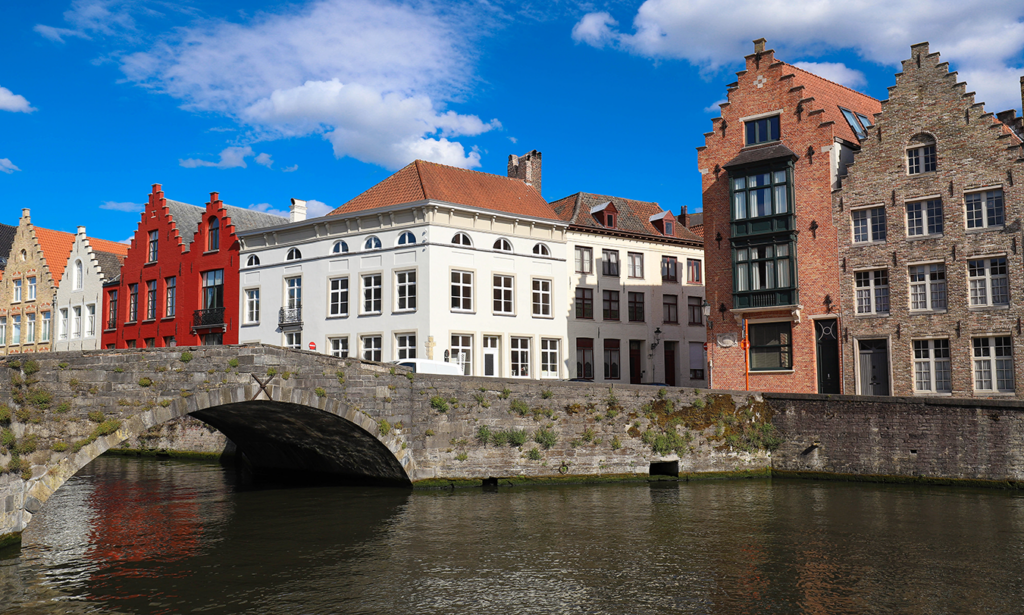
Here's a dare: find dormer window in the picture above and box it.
[665,221,674,235]
[840,107,868,140]
[649,210,677,235]
[605,213,615,227]
[745,114,779,145]
[590,201,618,228]
[207,217,220,251]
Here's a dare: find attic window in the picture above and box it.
[746,115,779,145]
[840,107,868,140]
[665,221,674,235]
[605,213,615,228]
[286,248,302,261]
[493,238,513,253]
[246,255,260,267]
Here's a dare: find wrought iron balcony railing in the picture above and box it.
[193,307,226,328]
[279,304,302,326]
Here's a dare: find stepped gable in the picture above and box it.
[549,192,702,243]
[784,63,882,144]
[169,198,285,250]
[331,160,560,221]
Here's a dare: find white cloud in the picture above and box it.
[179,146,258,169]
[703,98,727,113]
[119,236,132,245]
[100,200,144,212]
[255,152,273,168]
[792,62,866,89]
[247,199,331,218]
[574,0,1024,111]
[508,136,517,144]
[108,0,497,169]
[33,24,91,43]
[282,164,299,173]
[0,86,35,113]
[0,159,20,174]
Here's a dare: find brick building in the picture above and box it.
[102,185,283,348]
[697,39,880,393]
[836,43,1024,397]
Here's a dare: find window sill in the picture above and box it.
[532,315,555,320]
[969,305,1011,312]
[854,313,890,319]
[907,234,944,241]
[392,309,417,315]
[966,226,1004,234]
[750,369,795,374]
[125,321,137,325]
[451,310,476,315]
[742,139,781,150]
[663,321,680,325]
[359,312,383,317]
[161,316,175,321]
[203,250,220,256]
[142,319,156,324]
[907,171,938,178]
[493,313,517,317]
[103,328,116,333]
[975,391,1016,397]
[910,309,948,315]
[143,261,157,267]
[241,322,260,327]
[326,315,349,320]
[688,322,704,327]
[913,392,952,397]
[851,240,887,247]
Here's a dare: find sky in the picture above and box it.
[2,0,1023,243]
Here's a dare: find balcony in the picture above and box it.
[733,288,797,310]
[279,304,302,327]
[193,307,225,329]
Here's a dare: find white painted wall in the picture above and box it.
[237,202,571,379]
[52,228,108,351]
[565,231,707,386]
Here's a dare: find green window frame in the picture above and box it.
[732,168,790,221]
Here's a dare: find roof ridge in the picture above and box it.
[784,62,880,104]
[414,160,428,200]
[578,191,660,207]
[417,159,533,187]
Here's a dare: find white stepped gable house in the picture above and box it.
[236,157,571,379]
[550,192,707,386]
[52,227,127,351]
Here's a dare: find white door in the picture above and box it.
[483,336,500,377]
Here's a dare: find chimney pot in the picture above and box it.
[753,38,766,53]
[290,198,308,223]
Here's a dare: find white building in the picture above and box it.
[52,226,128,351]
[549,192,707,386]
[236,159,571,379]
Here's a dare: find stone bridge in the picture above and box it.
[0,345,773,549]
[5,345,1024,553]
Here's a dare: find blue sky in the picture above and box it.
[2,1,1023,242]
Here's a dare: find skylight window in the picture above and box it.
[840,107,867,140]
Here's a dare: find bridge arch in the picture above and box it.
[14,379,412,539]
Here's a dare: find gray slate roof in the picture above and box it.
[0,223,17,270]
[722,143,798,169]
[688,212,703,227]
[165,200,286,249]
[93,250,125,282]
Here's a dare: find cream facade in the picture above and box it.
[236,202,571,379]
[0,210,60,355]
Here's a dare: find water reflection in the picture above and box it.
[3,457,1024,614]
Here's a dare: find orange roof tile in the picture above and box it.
[689,224,705,240]
[33,228,76,285]
[785,63,882,144]
[332,160,560,221]
[87,236,130,257]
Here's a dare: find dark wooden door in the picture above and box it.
[858,339,890,395]
[815,319,841,394]
[629,341,642,384]
[664,342,677,386]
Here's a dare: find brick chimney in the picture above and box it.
[753,38,766,53]
[508,150,542,196]
[681,206,690,228]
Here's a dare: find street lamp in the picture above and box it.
[649,327,662,351]
[702,299,712,330]
[702,299,713,389]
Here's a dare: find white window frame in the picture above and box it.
[362,335,382,361]
[913,339,951,394]
[973,336,1014,393]
[59,308,68,340]
[968,257,1009,307]
[396,333,417,360]
[86,304,95,337]
[146,280,157,320]
[27,276,36,301]
[328,277,349,317]
[26,313,35,344]
[493,238,513,253]
[11,315,20,345]
[72,306,82,338]
[329,336,349,358]
[395,270,417,312]
[493,275,514,315]
[965,189,1004,230]
[855,269,890,315]
[0,317,6,346]
[451,334,472,376]
[510,337,530,378]
[244,288,261,324]
[452,233,472,247]
[628,252,643,278]
[907,143,936,175]
[906,198,943,237]
[40,312,49,343]
[451,270,473,312]
[540,338,559,379]
[397,231,416,246]
[13,279,21,303]
[285,276,302,310]
[73,260,83,291]
[908,263,947,312]
[362,273,382,315]
[532,278,551,317]
[284,331,302,349]
[148,230,158,263]
[852,206,887,243]
[332,240,349,254]
[532,243,550,256]
[363,236,381,251]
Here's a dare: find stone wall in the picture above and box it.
[769,392,1024,484]
[111,416,234,458]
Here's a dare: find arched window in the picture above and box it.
[246,254,260,267]
[332,241,349,254]
[364,236,382,250]
[397,231,416,245]
[907,133,937,175]
[493,238,513,253]
[19,250,26,262]
[207,217,220,251]
[532,243,550,256]
[452,232,472,246]
[74,260,83,290]
[286,248,302,261]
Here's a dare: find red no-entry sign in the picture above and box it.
[309,342,316,351]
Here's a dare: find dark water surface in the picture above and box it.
[2,457,1024,614]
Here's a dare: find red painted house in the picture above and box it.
[102,184,285,348]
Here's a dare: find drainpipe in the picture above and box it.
[743,317,750,391]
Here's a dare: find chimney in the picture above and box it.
[681,206,690,228]
[753,38,766,54]
[290,198,307,223]
[508,150,542,196]
[1020,76,1023,118]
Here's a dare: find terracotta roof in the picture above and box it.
[550,192,703,243]
[785,63,883,144]
[33,228,76,285]
[689,225,705,240]
[331,160,560,221]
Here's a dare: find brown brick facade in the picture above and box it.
[835,43,1024,398]
[697,40,879,393]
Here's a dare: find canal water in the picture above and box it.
[2,457,1024,614]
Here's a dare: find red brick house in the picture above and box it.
[102,185,284,348]
[697,39,881,393]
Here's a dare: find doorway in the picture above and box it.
[629,341,643,384]
[858,339,890,395]
[663,342,677,386]
[815,319,841,394]
[483,336,500,377]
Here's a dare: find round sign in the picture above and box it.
[703,342,708,351]
[308,342,316,351]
